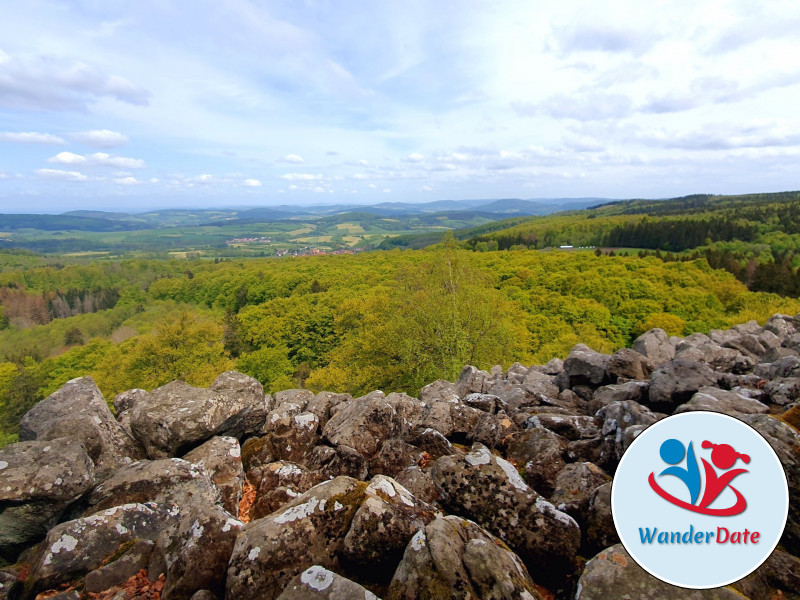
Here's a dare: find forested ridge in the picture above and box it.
[2,229,799,446]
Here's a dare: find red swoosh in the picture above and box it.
[648,472,747,516]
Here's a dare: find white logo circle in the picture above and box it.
[611,411,789,589]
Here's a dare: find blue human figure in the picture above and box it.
[658,438,701,505]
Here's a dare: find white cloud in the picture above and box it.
[406,152,425,162]
[280,154,304,163]
[35,168,89,182]
[0,50,149,110]
[382,188,391,193]
[114,176,144,185]
[0,131,65,144]
[368,183,378,189]
[69,130,129,148]
[281,173,323,181]
[244,178,262,187]
[47,152,145,169]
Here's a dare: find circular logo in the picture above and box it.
[611,411,789,589]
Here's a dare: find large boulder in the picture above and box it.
[562,345,612,388]
[18,377,143,478]
[416,401,483,441]
[0,439,95,561]
[323,392,423,458]
[606,348,653,381]
[208,371,271,439]
[387,516,542,600]
[276,566,380,600]
[183,436,244,516]
[675,386,769,415]
[584,482,618,555]
[504,429,566,497]
[431,443,580,586]
[130,378,262,459]
[25,502,182,595]
[647,359,718,413]
[86,458,220,514]
[549,462,610,529]
[149,504,244,600]
[247,461,323,520]
[632,328,675,367]
[261,403,321,465]
[576,544,743,600]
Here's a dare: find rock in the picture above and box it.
[576,544,744,600]
[262,404,321,464]
[632,328,675,366]
[525,414,599,441]
[455,365,491,397]
[323,392,423,458]
[26,503,181,595]
[86,458,220,514]
[305,392,352,428]
[675,338,741,372]
[311,444,369,481]
[276,566,380,600]
[584,482,618,555]
[419,380,460,404]
[563,344,612,387]
[504,429,566,497]
[113,388,149,414]
[393,466,440,505]
[647,359,718,413]
[387,515,542,600]
[149,504,243,600]
[0,439,95,561]
[241,435,274,472]
[593,401,660,471]
[739,414,800,555]
[675,386,769,415]
[84,539,154,593]
[463,393,499,413]
[0,569,21,600]
[226,477,367,600]
[549,462,610,529]
[589,381,648,415]
[209,371,270,439]
[404,428,455,459]
[606,348,653,381]
[764,314,796,338]
[368,439,424,478]
[754,355,800,379]
[130,380,260,458]
[733,549,800,600]
[431,443,580,586]
[468,411,518,449]
[340,475,437,576]
[247,461,322,520]
[183,436,245,517]
[417,401,483,442]
[189,592,217,600]
[274,389,315,411]
[18,377,143,478]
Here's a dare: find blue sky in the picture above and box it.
[1,0,799,212]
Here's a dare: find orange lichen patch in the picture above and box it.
[16,562,30,582]
[87,570,165,600]
[757,380,769,389]
[239,480,257,524]
[611,552,628,567]
[780,405,800,433]
[418,451,433,469]
[534,583,556,600]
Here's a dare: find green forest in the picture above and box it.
[2,191,800,447]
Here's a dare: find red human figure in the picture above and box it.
[698,441,750,509]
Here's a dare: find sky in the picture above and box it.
[1,0,799,213]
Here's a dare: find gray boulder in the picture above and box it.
[632,328,675,366]
[648,359,718,413]
[276,566,380,600]
[576,544,744,600]
[431,443,580,586]
[0,439,95,561]
[18,377,143,478]
[183,436,244,516]
[387,516,541,600]
[675,386,769,415]
[504,429,566,497]
[563,344,612,387]
[607,348,653,381]
[209,371,271,439]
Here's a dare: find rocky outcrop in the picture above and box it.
[3,314,800,599]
